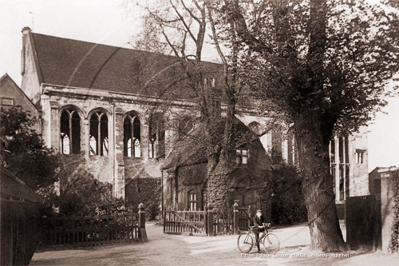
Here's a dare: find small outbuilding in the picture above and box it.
[161,117,272,214]
[1,167,44,265]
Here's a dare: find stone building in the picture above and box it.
[161,117,271,211]
[0,73,40,132]
[18,27,268,203]
[16,26,369,209]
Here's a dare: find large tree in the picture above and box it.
[222,0,399,252]
[127,0,259,208]
[0,106,59,190]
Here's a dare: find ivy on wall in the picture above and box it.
[388,170,399,254]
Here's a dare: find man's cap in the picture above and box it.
[256,209,262,213]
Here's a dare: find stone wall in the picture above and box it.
[20,28,41,106]
[351,127,369,197]
[381,170,398,253]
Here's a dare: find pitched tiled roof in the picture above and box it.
[31,33,222,98]
[1,167,44,203]
[162,117,262,170]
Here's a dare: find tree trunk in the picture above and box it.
[295,115,348,252]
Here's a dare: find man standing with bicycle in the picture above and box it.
[253,209,266,252]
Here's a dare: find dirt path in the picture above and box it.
[30,223,398,266]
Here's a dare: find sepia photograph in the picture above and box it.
[1,0,399,265]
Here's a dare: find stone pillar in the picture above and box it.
[163,168,176,210]
[39,95,51,148]
[380,171,397,253]
[138,203,146,228]
[138,203,148,242]
[114,107,125,199]
[165,114,179,156]
[141,114,149,159]
[82,117,90,159]
[49,101,59,151]
[233,202,239,235]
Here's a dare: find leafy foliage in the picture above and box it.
[233,0,399,137]
[125,177,161,221]
[220,0,399,250]
[0,106,58,190]
[270,162,307,225]
[38,156,126,217]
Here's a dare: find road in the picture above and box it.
[30,222,398,266]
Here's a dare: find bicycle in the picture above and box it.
[237,223,280,254]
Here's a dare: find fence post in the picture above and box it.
[233,202,239,235]
[138,203,145,228]
[207,203,214,237]
[138,203,148,242]
[204,205,208,235]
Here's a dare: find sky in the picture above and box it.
[0,0,398,172]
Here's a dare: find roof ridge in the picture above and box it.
[30,31,222,65]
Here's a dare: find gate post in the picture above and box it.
[233,202,239,235]
[139,203,146,228]
[138,203,148,241]
[207,203,214,237]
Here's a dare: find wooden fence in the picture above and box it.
[41,203,146,248]
[164,203,253,236]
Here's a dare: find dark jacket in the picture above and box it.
[253,215,266,233]
[253,215,265,226]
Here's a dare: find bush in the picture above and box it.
[125,178,161,221]
[38,157,126,217]
[270,163,307,225]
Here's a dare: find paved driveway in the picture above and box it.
[30,223,398,266]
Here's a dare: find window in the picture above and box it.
[203,77,216,87]
[149,113,165,158]
[60,108,80,154]
[330,135,350,201]
[287,134,296,164]
[124,112,141,158]
[271,129,283,162]
[356,149,366,164]
[236,148,249,165]
[89,111,108,156]
[189,191,197,211]
[330,138,336,194]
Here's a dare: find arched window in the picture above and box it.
[149,113,165,158]
[60,107,81,154]
[89,110,108,156]
[124,112,141,158]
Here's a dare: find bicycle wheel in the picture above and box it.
[262,233,280,254]
[237,232,254,253]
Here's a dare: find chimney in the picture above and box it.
[21,27,31,76]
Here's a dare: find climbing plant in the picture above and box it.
[388,170,399,253]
